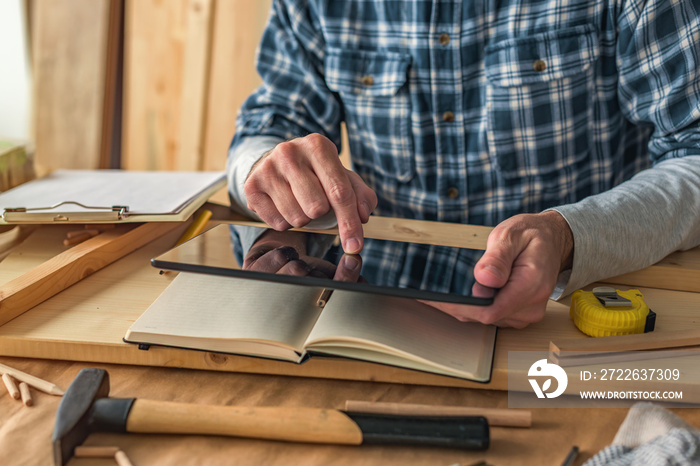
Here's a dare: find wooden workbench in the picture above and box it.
[0,213,699,465]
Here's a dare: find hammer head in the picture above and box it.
[52,368,110,466]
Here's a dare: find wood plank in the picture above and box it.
[202,0,271,172]
[122,0,188,170]
[31,0,111,170]
[205,203,493,249]
[177,0,215,171]
[551,328,700,354]
[0,222,181,327]
[603,246,700,293]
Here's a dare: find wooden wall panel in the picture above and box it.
[122,0,216,171]
[178,0,215,171]
[122,0,188,170]
[202,0,271,172]
[32,0,111,170]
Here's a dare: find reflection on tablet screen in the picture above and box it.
[152,223,495,306]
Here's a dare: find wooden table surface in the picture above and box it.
[1,213,699,465]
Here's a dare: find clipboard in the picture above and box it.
[0,169,226,224]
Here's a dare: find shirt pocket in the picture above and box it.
[484,24,600,179]
[324,47,414,182]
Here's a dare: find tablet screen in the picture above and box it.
[152,223,495,306]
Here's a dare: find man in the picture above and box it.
[227,0,700,327]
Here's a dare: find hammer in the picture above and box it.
[52,368,489,465]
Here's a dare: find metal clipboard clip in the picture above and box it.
[2,201,129,223]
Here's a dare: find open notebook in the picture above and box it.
[124,273,497,382]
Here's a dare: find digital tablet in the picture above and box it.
[152,223,495,306]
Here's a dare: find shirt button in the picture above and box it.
[442,111,455,122]
[360,75,374,86]
[438,33,450,46]
[447,187,459,199]
[533,59,546,72]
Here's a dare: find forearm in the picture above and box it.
[551,156,700,297]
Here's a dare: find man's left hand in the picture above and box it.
[423,211,574,328]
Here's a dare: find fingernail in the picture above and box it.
[343,255,361,271]
[344,238,362,254]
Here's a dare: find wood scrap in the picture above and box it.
[0,222,181,327]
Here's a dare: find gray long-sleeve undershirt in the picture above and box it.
[227,136,700,299]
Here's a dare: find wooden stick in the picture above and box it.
[550,328,700,355]
[0,362,64,396]
[18,382,32,406]
[0,222,182,327]
[2,373,20,399]
[64,229,101,246]
[344,400,532,428]
[66,229,100,239]
[115,450,135,466]
[63,231,94,246]
[74,446,120,457]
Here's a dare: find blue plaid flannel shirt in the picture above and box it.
[230,0,700,294]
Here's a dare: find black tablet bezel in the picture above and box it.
[151,224,495,306]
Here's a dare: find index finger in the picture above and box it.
[313,165,365,254]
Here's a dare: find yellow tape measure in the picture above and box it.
[570,287,656,337]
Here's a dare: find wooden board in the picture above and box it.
[122,0,217,171]
[0,218,699,391]
[202,0,272,172]
[31,0,112,170]
[176,0,214,171]
[604,247,700,293]
[122,0,188,170]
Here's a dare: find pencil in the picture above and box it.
[561,446,579,466]
[174,209,213,247]
[2,373,20,399]
[0,362,64,396]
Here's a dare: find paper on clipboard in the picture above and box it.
[0,169,226,224]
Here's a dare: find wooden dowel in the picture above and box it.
[2,373,20,399]
[74,446,120,457]
[344,400,532,428]
[64,229,102,246]
[66,229,100,239]
[18,382,32,406]
[114,450,135,466]
[63,231,92,246]
[0,362,64,396]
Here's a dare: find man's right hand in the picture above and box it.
[244,133,377,254]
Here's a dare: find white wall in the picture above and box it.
[0,0,31,141]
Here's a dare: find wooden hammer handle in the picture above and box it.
[126,399,363,445]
